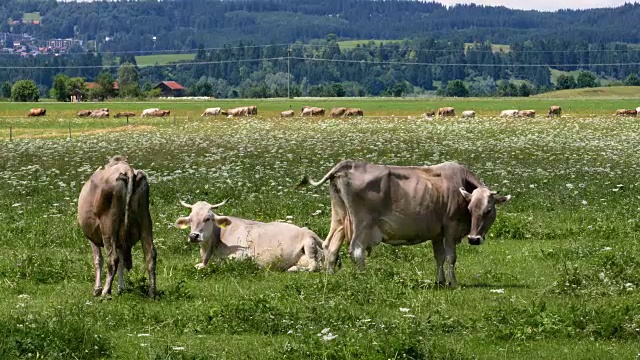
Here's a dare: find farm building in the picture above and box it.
[154,81,184,97]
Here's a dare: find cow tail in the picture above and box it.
[123,170,135,270]
[297,160,354,188]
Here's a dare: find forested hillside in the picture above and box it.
[4,0,640,51]
[3,0,640,99]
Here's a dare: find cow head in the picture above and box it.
[175,199,231,243]
[459,187,511,245]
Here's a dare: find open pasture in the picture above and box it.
[1,113,639,359]
[0,94,639,125]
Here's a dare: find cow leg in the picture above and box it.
[444,237,458,287]
[117,249,125,294]
[431,238,446,286]
[91,242,103,296]
[349,227,380,271]
[141,230,157,298]
[324,226,345,273]
[101,234,118,297]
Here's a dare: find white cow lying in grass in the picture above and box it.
[175,199,325,271]
[141,108,160,117]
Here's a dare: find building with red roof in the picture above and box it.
[154,81,184,97]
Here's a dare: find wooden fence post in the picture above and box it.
[9,125,12,141]
[126,115,129,126]
[68,121,71,139]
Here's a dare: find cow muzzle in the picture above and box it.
[188,232,202,243]
[468,235,483,246]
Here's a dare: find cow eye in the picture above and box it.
[204,217,211,222]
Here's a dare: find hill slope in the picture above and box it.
[533,86,640,99]
[5,1,640,51]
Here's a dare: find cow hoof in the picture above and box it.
[195,263,206,270]
[92,287,103,297]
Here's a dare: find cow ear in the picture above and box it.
[459,187,473,202]
[214,215,232,228]
[494,194,512,204]
[175,217,190,229]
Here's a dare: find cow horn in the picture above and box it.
[209,198,229,209]
[490,191,498,195]
[179,200,193,208]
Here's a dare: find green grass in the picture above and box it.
[22,12,41,22]
[0,96,639,129]
[134,53,196,67]
[464,42,510,53]
[1,112,640,358]
[337,39,403,49]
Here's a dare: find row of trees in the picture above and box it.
[7,36,640,100]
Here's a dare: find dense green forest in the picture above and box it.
[6,0,640,50]
[2,0,640,98]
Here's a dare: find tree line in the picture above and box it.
[6,35,640,100]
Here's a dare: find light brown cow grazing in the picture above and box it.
[201,107,222,117]
[77,110,92,117]
[27,108,46,117]
[114,112,136,118]
[615,109,637,117]
[77,156,156,297]
[281,110,295,117]
[330,107,347,117]
[150,110,171,117]
[518,110,536,118]
[89,110,110,118]
[437,107,455,117]
[247,105,258,115]
[226,107,249,117]
[175,200,325,271]
[344,108,364,117]
[299,160,510,286]
[547,105,562,118]
[301,106,325,116]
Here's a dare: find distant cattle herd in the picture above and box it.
[23,104,640,119]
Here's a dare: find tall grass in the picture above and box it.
[0,115,638,358]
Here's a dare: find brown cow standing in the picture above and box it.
[330,108,347,117]
[114,112,136,118]
[343,108,364,116]
[151,110,171,117]
[299,160,510,286]
[301,106,325,116]
[77,156,156,297]
[225,107,248,117]
[547,106,562,118]
[27,108,46,117]
[437,107,455,117]
[518,110,536,118]
[615,109,637,117]
[90,110,110,118]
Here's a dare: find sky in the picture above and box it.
[435,0,633,11]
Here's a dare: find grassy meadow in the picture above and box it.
[1,98,640,358]
[135,54,197,67]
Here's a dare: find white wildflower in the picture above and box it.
[490,289,505,294]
